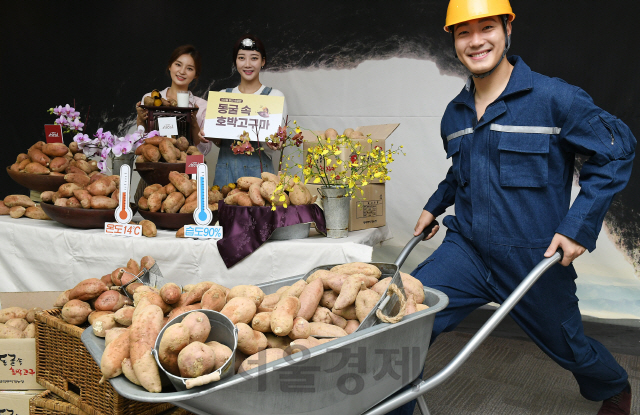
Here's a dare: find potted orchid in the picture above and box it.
[47,104,85,139]
[73,126,159,173]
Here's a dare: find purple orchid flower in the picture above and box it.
[100,147,111,160]
[112,139,133,157]
[52,106,64,116]
[55,115,69,126]
[68,117,84,131]
[97,160,106,172]
[62,104,74,116]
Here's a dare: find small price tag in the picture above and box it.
[185,154,204,175]
[158,116,178,137]
[184,225,223,239]
[44,124,64,143]
[104,222,142,237]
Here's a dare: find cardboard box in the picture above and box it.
[308,183,386,232]
[302,124,400,184]
[0,390,40,414]
[0,292,60,391]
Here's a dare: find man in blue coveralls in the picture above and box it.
[390,0,636,414]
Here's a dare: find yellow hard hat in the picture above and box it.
[444,0,515,32]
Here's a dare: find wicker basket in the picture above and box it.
[35,309,174,415]
[29,390,89,415]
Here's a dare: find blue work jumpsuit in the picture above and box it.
[390,56,636,415]
[213,87,276,187]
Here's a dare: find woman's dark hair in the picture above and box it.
[167,44,202,81]
[232,34,267,68]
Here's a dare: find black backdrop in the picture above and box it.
[2,0,638,257]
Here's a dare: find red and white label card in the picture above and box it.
[185,155,204,175]
[44,125,64,143]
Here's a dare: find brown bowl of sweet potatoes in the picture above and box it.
[7,166,68,192]
[41,202,138,229]
[135,162,185,186]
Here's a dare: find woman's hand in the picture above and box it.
[196,129,209,144]
[135,101,148,126]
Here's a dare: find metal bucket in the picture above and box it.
[111,153,135,175]
[269,222,311,240]
[152,309,238,392]
[318,186,349,238]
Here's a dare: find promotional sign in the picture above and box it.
[184,224,223,239]
[203,92,284,141]
[104,223,142,237]
[193,163,213,226]
[114,164,133,224]
[158,116,178,137]
[185,154,204,175]
[44,124,64,143]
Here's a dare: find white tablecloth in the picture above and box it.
[0,215,392,292]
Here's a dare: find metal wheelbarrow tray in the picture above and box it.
[82,226,449,415]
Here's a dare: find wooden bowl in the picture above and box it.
[40,202,138,229]
[138,209,218,230]
[135,162,185,186]
[6,167,67,192]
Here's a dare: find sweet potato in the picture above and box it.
[332,305,357,320]
[61,299,92,325]
[9,206,25,218]
[296,278,324,321]
[261,172,279,184]
[23,323,36,338]
[289,184,312,205]
[238,348,286,374]
[355,289,381,322]
[226,285,265,308]
[405,294,417,315]
[130,304,164,392]
[251,312,272,333]
[182,311,211,343]
[209,188,224,203]
[137,196,149,211]
[91,195,118,209]
[41,142,69,157]
[140,255,156,270]
[25,307,42,324]
[159,138,178,163]
[64,172,91,186]
[166,304,201,321]
[16,153,29,163]
[371,277,392,296]
[400,272,426,304]
[330,262,382,279]
[4,195,35,208]
[344,320,359,334]
[311,306,332,324]
[95,290,129,312]
[169,170,194,197]
[69,278,108,301]
[75,160,93,174]
[29,141,45,151]
[88,310,114,325]
[134,292,172,316]
[237,176,263,191]
[288,317,311,340]
[92,314,120,337]
[220,297,257,325]
[175,136,189,152]
[24,162,50,174]
[309,322,348,338]
[0,323,25,339]
[236,323,260,355]
[114,306,135,326]
[158,323,191,376]
[50,157,70,172]
[87,177,117,197]
[27,148,50,167]
[201,286,226,311]
[279,279,307,300]
[287,337,322,355]
[329,311,348,329]
[141,144,161,162]
[160,283,182,305]
[17,158,31,171]
[143,184,163,198]
[178,341,216,378]
[257,293,280,313]
[54,198,68,207]
[140,220,157,237]
[204,341,232,371]
[99,326,130,381]
[270,297,300,336]
[73,189,92,209]
[66,197,81,209]
[0,202,9,215]
[73,153,87,161]
[265,333,292,351]
[333,275,367,310]
[162,191,185,213]
[177,281,216,307]
[179,200,196,213]
[53,290,71,308]
[147,192,164,212]
[235,193,252,207]
[58,182,83,198]
[5,318,28,332]
[105,328,129,347]
[320,290,338,309]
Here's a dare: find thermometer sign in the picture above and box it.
[193,163,213,226]
[114,164,133,224]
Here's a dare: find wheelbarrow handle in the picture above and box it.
[394,220,439,268]
[364,249,564,415]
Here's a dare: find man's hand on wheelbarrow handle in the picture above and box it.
[414,210,440,241]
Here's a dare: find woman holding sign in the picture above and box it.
[135,44,208,150]
[199,34,288,187]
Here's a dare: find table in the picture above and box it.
[0,215,392,292]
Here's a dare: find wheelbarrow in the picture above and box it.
[81,225,563,415]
